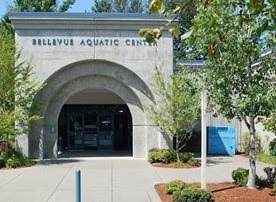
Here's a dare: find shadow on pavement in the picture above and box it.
[37,159,82,166]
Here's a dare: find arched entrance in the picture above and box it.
[30,60,153,159]
[57,88,133,156]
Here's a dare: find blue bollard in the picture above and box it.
[75,169,81,202]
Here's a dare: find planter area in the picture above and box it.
[148,148,200,168]
[155,182,276,202]
[0,149,36,169]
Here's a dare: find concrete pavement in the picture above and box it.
[0,155,272,202]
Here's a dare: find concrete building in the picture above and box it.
[10,12,173,159]
[11,12,268,160]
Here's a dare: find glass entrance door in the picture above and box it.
[98,115,113,150]
[83,111,98,149]
[68,112,83,149]
[65,106,115,150]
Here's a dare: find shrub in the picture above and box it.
[0,149,36,168]
[232,168,249,186]
[148,151,159,163]
[165,180,189,195]
[269,139,276,156]
[148,149,176,163]
[0,159,5,168]
[173,187,213,202]
[0,149,20,161]
[5,154,23,168]
[179,152,194,163]
[160,149,177,163]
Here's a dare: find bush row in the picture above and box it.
[0,149,36,169]
[165,180,213,202]
[148,148,195,164]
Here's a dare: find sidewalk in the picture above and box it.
[0,155,272,202]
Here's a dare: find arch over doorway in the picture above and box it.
[30,60,152,159]
[58,88,133,156]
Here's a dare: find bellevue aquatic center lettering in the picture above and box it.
[32,37,158,47]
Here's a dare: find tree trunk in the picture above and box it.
[176,136,180,162]
[247,113,257,188]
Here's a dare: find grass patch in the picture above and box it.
[257,153,276,165]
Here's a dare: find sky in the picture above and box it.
[0,0,92,17]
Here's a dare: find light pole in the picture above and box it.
[201,90,207,189]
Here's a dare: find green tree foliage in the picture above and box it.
[168,0,199,59]
[92,0,113,12]
[141,0,276,189]
[0,26,41,143]
[148,67,200,161]
[141,0,275,46]
[1,0,76,34]
[92,0,145,13]
[128,0,144,13]
[262,114,276,135]
[189,1,276,189]
[8,0,75,12]
[113,0,128,12]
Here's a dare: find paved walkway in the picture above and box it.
[0,155,272,202]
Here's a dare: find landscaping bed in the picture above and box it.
[155,182,276,202]
[0,149,36,169]
[148,148,200,168]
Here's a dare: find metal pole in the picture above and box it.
[75,169,81,202]
[201,90,207,189]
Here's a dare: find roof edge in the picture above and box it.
[8,12,170,21]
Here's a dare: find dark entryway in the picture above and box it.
[58,104,132,154]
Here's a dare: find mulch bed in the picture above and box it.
[155,182,276,202]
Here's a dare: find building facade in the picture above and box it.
[10,13,173,159]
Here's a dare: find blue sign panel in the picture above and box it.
[207,126,236,156]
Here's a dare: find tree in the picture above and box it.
[92,0,146,13]
[113,0,129,12]
[148,67,200,162]
[167,0,199,59]
[141,0,276,188]
[0,26,41,144]
[187,0,275,189]
[1,0,76,35]
[92,0,113,12]
[8,0,76,12]
[128,0,144,13]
